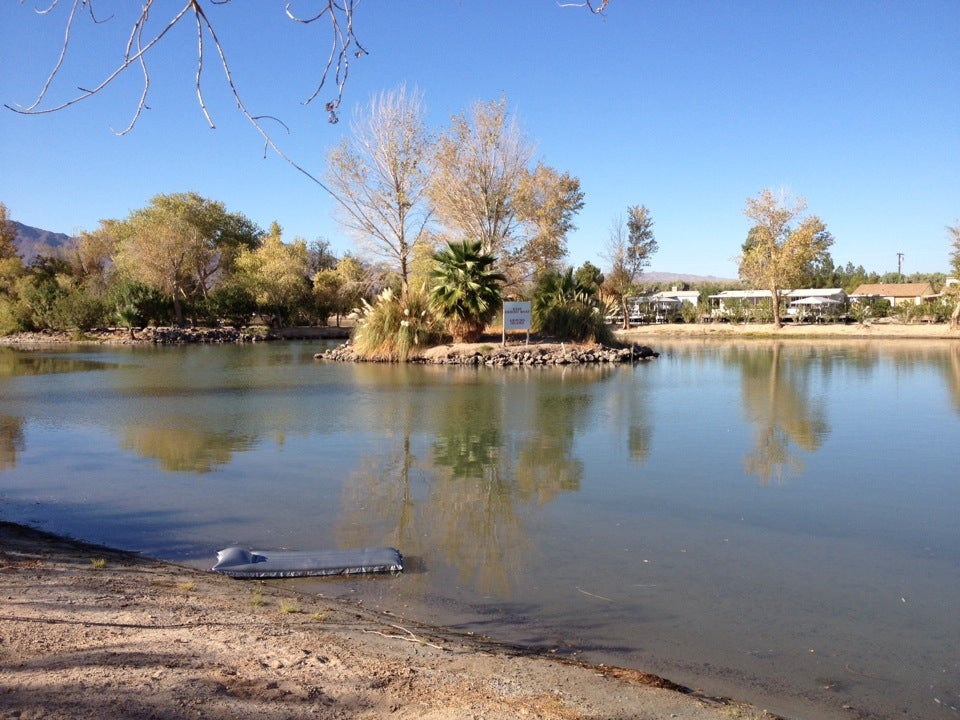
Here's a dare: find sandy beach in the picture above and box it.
[0,522,777,720]
[612,318,960,342]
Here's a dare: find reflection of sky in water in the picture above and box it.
[1,340,959,720]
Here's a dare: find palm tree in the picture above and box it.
[429,240,505,342]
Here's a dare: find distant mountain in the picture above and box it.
[12,221,73,264]
[643,271,737,285]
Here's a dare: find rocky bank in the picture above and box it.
[316,341,659,365]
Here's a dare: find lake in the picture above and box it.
[1,339,957,720]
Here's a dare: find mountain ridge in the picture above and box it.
[12,221,73,264]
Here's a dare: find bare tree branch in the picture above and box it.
[6,1,606,213]
[557,0,610,15]
[6,1,364,125]
[8,2,193,117]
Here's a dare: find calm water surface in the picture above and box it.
[1,339,958,720]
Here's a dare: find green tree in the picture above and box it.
[573,261,605,299]
[0,202,17,261]
[234,225,312,327]
[204,282,257,328]
[0,204,26,333]
[108,278,172,330]
[740,189,834,328]
[112,193,262,326]
[626,205,658,278]
[326,85,433,296]
[429,240,506,343]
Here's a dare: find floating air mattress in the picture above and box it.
[211,546,403,579]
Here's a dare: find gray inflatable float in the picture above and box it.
[212,546,403,579]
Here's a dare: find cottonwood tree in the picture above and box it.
[430,98,583,287]
[515,164,585,281]
[234,223,312,327]
[739,189,833,328]
[326,86,433,297]
[67,220,119,296]
[0,203,17,261]
[0,204,26,333]
[603,205,657,328]
[948,222,960,329]
[430,99,531,261]
[112,192,261,326]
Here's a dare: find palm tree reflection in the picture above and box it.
[336,369,601,596]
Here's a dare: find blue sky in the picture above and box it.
[2,1,958,279]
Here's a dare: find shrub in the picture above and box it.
[532,268,612,343]
[51,286,109,330]
[352,286,444,361]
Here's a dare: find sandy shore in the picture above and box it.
[0,522,778,720]
[612,319,960,341]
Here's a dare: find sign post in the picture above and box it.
[502,301,532,345]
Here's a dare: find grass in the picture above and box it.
[90,557,107,569]
[178,581,196,592]
[310,611,328,623]
[278,599,300,614]
[250,584,266,606]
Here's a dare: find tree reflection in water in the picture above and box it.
[735,343,829,484]
[335,368,609,596]
[120,424,256,473]
[0,415,25,470]
[945,344,960,412]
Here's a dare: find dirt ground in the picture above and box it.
[0,522,779,720]
[612,319,959,341]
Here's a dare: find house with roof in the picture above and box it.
[786,288,848,303]
[705,289,775,320]
[650,288,701,306]
[707,288,850,322]
[849,282,937,307]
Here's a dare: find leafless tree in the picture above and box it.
[326,85,433,295]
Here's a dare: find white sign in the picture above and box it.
[502,301,531,330]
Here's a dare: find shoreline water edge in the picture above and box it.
[3,322,955,718]
[0,520,778,720]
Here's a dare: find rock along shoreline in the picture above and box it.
[316,340,659,365]
[0,325,351,346]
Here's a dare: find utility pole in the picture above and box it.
[897,252,904,281]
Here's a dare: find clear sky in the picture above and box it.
[2,1,958,279]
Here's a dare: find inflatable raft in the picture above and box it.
[212,546,403,579]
